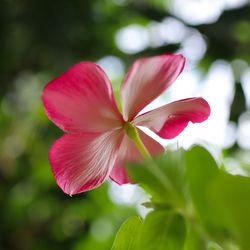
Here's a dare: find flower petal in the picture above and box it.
[42,62,123,133]
[49,130,123,195]
[120,54,185,121]
[109,128,164,185]
[133,97,210,139]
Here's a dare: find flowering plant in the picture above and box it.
[42,54,210,195]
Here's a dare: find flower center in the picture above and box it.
[123,121,151,159]
[123,121,137,140]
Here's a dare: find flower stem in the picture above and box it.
[124,122,184,208]
[125,123,151,159]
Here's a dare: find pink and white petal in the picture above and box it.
[120,54,185,121]
[109,165,130,185]
[42,62,123,133]
[49,130,123,195]
[133,97,210,139]
[110,128,164,185]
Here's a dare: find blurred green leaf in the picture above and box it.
[139,210,186,250]
[125,146,250,249]
[184,224,207,250]
[208,173,250,250]
[111,216,142,250]
[186,146,250,250]
[185,146,221,235]
[127,149,186,209]
[112,211,186,250]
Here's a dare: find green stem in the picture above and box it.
[124,122,183,208]
[124,122,151,159]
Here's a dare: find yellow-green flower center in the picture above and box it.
[124,121,137,140]
[123,121,151,159]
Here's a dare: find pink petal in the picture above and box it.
[49,130,123,195]
[133,97,210,139]
[120,54,185,121]
[109,128,164,185]
[42,62,123,133]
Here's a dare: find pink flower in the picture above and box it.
[42,54,210,195]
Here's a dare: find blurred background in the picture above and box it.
[1,0,250,249]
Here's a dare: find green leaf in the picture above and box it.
[185,146,220,233]
[208,173,250,250]
[184,224,207,250]
[127,149,187,209]
[123,146,250,249]
[185,145,250,250]
[139,210,186,250]
[111,216,142,250]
